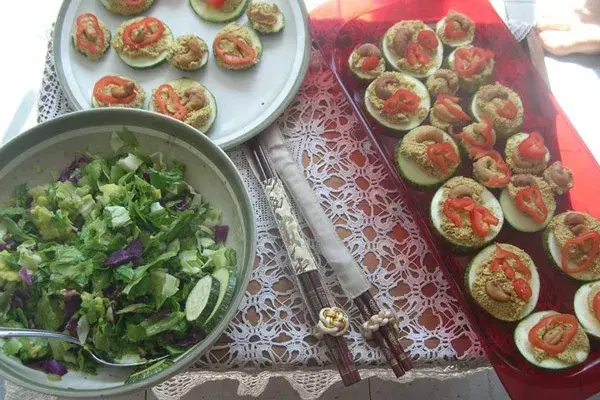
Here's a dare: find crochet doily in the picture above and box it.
[6,38,487,400]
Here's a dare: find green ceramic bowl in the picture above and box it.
[0,109,256,397]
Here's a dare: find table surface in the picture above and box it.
[0,0,599,398]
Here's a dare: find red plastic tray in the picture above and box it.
[311,0,600,398]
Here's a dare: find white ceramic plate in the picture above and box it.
[53,0,309,149]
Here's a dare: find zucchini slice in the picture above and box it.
[168,35,209,72]
[430,178,503,251]
[499,188,555,233]
[364,72,430,133]
[471,84,524,139]
[113,19,174,69]
[574,282,600,339]
[149,78,218,133]
[514,310,590,370]
[543,228,600,282]
[348,47,385,82]
[504,133,550,175]
[202,268,238,333]
[395,127,460,188]
[466,243,540,321]
[185,275,221,323]
[381,23,443,78]
[125,359,174,385]
[213,24,263,70]
[190,0,249,23]
[447,47,494,93]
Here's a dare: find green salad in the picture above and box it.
[0,129,237,377]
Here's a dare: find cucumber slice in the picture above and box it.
[430,178,503,250]
[202,268,238,333]
[114,22,173,69]
[500,189,555,233]
[466,243,540,321]
[185,275,221,323]
[436,17,473,47]
[574,282,600,338]
[514,310,589,369]
[394,128,459,188]
[381,24,443,78]
[213,24,262,70]
[124,359,174,385]
[190,0,249,23]
[364,72,430,133]
[149,78,218,133]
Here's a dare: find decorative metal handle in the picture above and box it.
[264,177,319,275]
[0,327,81,346]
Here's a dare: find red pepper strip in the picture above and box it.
[426,142,459,174]
[445,19,467,39]
[513,278,532,300]
[454,47,494,77]
[93,76,137,105]
[417,30,439,50]
[494,246,532,279]
[153,84,188,121]
[470,205,499,237]
[384,89,420,114]
[515,186,548,224]
[593,291,600,321]
[443,197,475,227]
[406,42,430,66]
[207,0,226,7]
[496,99,517,120]
[517,132,547,161]
[214,33,257,66]
[437,95,471,121]
[123,17,165,50]
[361,55,380,71]
[528,314,579,355]
[476,150,511,186]
[561,231,600,274]
[462,117,494,150]
[75,14,105,56]
[125,0,145,5]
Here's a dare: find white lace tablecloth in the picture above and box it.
[6,40,489,400]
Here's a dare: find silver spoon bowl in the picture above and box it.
[0,327,168,367]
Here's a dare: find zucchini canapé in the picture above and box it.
[574,281,600,339]
[514,311,590,370]
[99,0,155,16]
[190,0,249,23]
[382,20,443,79]
[92,75,146,109]
[466,243,540,322]
[436,9,475,48]
[348,43,385,81]
[246,2,285,34]
[504,132,550,175]
[112,16,174,69]
[430,177,503,251]
[364,72,430,133]
[72,13,111,61]
[168,35,209,72]
[447,45,494,93]
[471,82,524,139]
[544,212,600,281]
[428,93,471,136]
[213,24,262,70]
[149,78,217,133]
[500,174,556,233]
[395,126,460,188]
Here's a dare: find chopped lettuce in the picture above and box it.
[0,129,238,375]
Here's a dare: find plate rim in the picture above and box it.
[52,0,311,150]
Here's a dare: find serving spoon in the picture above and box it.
[0,327,169,367]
